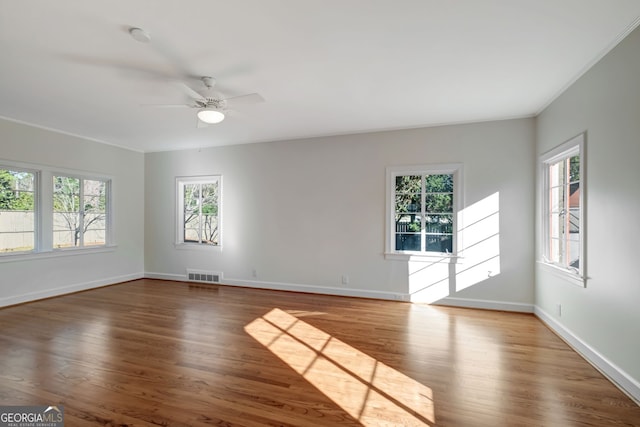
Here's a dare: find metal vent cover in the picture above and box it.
[186,269,222,284]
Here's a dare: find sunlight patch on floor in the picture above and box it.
[245,308,435,426]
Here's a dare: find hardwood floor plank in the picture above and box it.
[0,279,638,426]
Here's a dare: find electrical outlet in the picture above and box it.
[557,304,562,317]
[252,269,257,278]
[341,275,349,285]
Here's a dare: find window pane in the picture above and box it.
[202,214,219,245]
[0,169,35,252]
[180,179,220,246]
[53,176,80,248]
[549,168,571,266]
[395,233,421,251]
[568,182,580,209]
[183,184,200,215]
[425,194,453,213]
[200,182,219,245]
[569,155,580,183]
[549,237,560,263]
[425,174,453,192]
[396,194,421,213]
[556,212,567,240]
[568,208,579,234]
[550,186,564,213]
[395,214,421,233]
[550,212,561,239]
[53,227,76,248]
[0,170,34,208]
[569,233,580,268]
[0,212,34,252]
[395,175,421,193]
[83,180,106,246]
[183,222,200,242]
[183,183,200,243]
[83,213,106,246]
[426,235,453,253]
[201,183,218,213]
[425,214,453,234]
[549,161,564,188]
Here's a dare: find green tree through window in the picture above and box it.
[0,168,35,252]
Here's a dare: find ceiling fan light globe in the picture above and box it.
[197,109,225,124]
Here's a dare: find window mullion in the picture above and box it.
[565,158,572,267]
[78,178,84,248]
[421,174,426,253]
[198,184,203,244]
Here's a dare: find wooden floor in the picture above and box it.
[0,279,638,426]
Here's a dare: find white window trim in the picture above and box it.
[0,159,115,259]
[0,245,116,264]
[539,133,586,287]
[0,162,40,255]
[175,175,222,251]
[52,172,113,250]
[385,163,463,261]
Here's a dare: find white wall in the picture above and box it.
[145,118,535,309]
[0,119,145,306]
[535,26,640,399]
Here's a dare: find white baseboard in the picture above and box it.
[227,278,409,301]
[145,272,409,302]
[435,296,535,313]
[535,305,640,405]
[144,272,186,282]
[0,272,144,308]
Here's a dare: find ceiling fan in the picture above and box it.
[149,76,265,126]
[125,28,264,126]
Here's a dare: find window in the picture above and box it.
[176,176,221,247]
[0,160,113,259]
[386,164,462,258]
[0,167,37,253]
[540,133,585,283]
[53,175,110,248]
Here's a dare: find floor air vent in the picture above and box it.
[186,269,222,284]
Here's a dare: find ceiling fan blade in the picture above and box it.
[174,81,207,102]
[224,93,265,107]
[58,53,180,81]
[141,104,194,108]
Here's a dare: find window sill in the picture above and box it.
[385,252,460,263]
[537,260,587,288]
[0,245,117,263]
[174,243,222,252]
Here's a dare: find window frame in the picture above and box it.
[539,133,586,286]
[52,173,112,250]
[385,163,463,261]
[0,164,40,254]
[175,175,222,250]
[0,159,114,261]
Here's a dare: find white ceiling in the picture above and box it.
[1,1,639,153]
